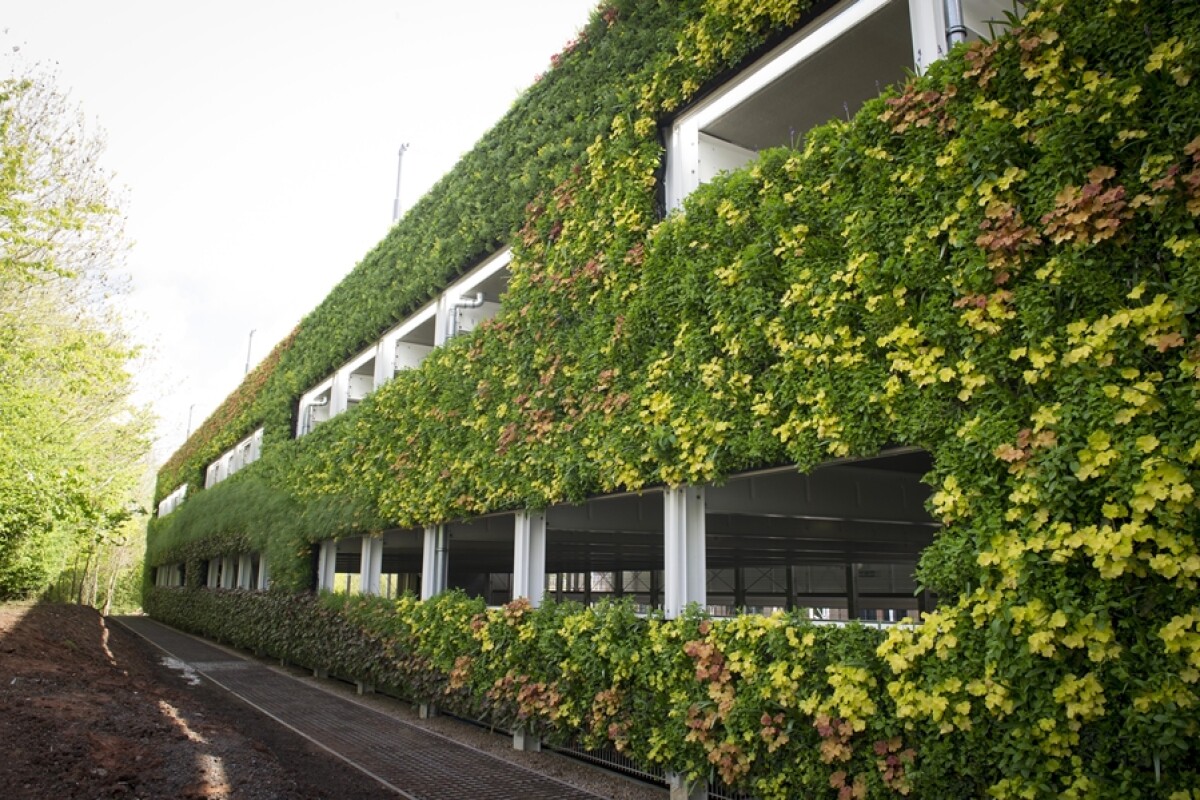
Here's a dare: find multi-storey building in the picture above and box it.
[146,0,1200,794]
[151,0,1016,618]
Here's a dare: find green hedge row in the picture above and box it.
[146,588,899,798]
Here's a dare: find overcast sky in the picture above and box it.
[4,0,598,463]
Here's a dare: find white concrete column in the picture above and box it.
[663,486,706,619]
[374,339,395,387]
[220,556,236,589]
[668,771,707,800]
[237,554,253,589]
[360,535,383,596]
[330,368,349,416]
[317,540,337,592]
[664,118,700,211]
[434,295,452,347]
[420,525,448,600]
[257,555,270,591]
[513,728,542,752]
[207,559,219,588]
[908,0,948,74]
[512,511,547,607]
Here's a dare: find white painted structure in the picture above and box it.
[359,535,383,596]
[296,249,511,437]
[237,554,254,589]
[664,0,1018,210]
[317,540,338,592]
[205,427,264,488]
[157,484,187,517]
[662,486,707,619]
[199,0,999,630]
[420,525,449,600]
[512,511,547,608]
[220,556,236,589]
[155,563,184,587]
[435,248,509,346]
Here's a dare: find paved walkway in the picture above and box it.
[114,616,604,800]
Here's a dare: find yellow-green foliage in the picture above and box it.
[148,0,1200,795]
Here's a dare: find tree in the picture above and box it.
[0,59,152,599]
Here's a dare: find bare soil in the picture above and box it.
[0,602,387,799]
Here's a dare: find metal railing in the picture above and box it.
[551,739,666,784]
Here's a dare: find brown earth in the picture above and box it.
[0,602,387,799]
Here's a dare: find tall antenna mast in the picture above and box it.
[244,328,256,375]
[392,143,410,222]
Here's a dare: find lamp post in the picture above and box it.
[392,143,410,222]
[244,329,256,375]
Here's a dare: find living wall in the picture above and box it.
[148,0,1200,796]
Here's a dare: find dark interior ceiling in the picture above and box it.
[347,449,938,575]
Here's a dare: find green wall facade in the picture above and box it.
[148,0,1200,795]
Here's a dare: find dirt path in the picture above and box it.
[0,602,387,799]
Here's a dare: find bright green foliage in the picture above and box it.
[149,0,1200,795]
[1,72,151,599]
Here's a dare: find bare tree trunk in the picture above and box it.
[102,563,118,617]
[88,545,102,608]
[77,545,95,605]
[68,548,84,603]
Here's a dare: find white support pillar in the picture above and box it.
[512,509,547,753]
[317,540,337,592]
[908,0,948,75]
[420,525,448,600]
[668,771,707,800]
[512,511,547,607]
[513,728,542,752]
[663,486,706,619]
[237,554,253,590]
[433,295,452,347]
[257,555,270,591]
[220,556,236,589]
[330,368,350,416]
[360,535,383,596]
[664,118,700,211]
[373,339,394,387]
[207,559,219,588]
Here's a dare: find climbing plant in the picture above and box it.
[148,0,1200,795]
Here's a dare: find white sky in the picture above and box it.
[4,0,597,463]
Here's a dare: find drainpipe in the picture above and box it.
[945,0,968,47]
[444,292,486,342]
[302,395,330,436]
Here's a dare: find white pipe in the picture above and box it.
[444,292,486,341]
[302,395,330,436]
